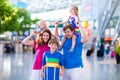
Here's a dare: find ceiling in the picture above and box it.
[11,0,83,13]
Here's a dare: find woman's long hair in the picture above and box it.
[36,29,52,46]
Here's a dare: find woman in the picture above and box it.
[22,29,52,80]
[115,38,120,64]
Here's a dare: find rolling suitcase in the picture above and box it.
[43,67,60,80]
[86,50,93,56]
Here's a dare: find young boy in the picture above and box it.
[38,20,59,39]
[37,20,47,33]
[40,39,64,80]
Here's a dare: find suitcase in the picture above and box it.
[110,51,115,58]
[43,67,60,80]
[97,50,104,57]
[86,50,93,56]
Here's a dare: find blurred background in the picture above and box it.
[0,0,120,80]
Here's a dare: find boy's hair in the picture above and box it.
[63,24,74,32]
[48,39,60,47]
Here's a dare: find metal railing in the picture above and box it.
[99,0,119,38]
[111,17,120,45]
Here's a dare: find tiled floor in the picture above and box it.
[0,49,120,80]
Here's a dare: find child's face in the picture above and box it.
[39,21,47,29]
[49,43,58,52]
[70,7,75,15]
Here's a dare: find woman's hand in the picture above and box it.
[30,30,39,37]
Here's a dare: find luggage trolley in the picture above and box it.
[43,62,61,80]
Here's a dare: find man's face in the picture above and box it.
[64,28,74,38]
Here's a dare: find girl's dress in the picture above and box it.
[31,41,50,80]
[68,16,81,37]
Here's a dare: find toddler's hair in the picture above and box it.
[39,20,47,27]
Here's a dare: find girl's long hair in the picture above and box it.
[71,5,79,16]
[36,29,52,46]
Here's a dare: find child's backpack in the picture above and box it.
[110,51,115,58]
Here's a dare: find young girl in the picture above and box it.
[55,5,80,52]
[22,29,52,80]
[41,39,64,80]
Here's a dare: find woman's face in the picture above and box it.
[42,32,50,43]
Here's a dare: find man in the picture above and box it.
[61,23,88,80]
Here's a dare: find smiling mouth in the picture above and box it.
[52,48,55,50]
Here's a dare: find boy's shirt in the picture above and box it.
[42,50,64,68]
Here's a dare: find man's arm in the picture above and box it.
[54,23,59,38]
[78,23,88,43]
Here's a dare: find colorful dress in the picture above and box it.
[42,50,63,80]
[31,41,50,80]
[68,16,81,37]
